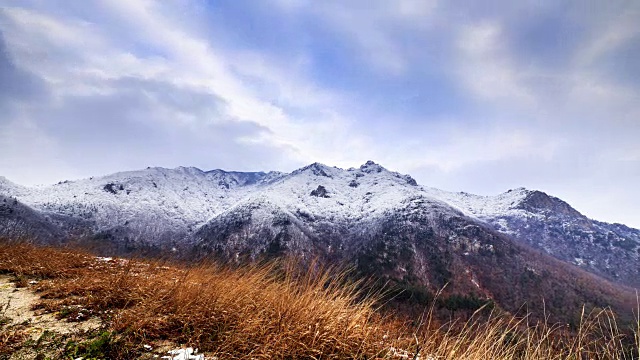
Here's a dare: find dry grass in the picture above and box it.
[0,242,638,359]
[0,328,30,356]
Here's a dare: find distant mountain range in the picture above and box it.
[1,161,638,322]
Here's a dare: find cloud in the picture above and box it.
[0,1,639,227]
[270,0,439,75]
[0,31,47,106]
[0,2,374,182]
[454,21,534,105]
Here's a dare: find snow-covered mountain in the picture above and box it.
[427,187,640,287]
[0,194,64,242]
[0,167,284,245]
[1,161,639,321]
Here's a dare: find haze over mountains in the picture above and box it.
[1,161,639,322]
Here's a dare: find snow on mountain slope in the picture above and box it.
[3,162,638,324]
[190,163,639,324]
[255,162,459,222]
[193,161,466,260]
[0,162,551,233]
[425,186,640,286]
[0,161,456,245]
[0,161,632,240]
[1,160,638,287]
[0,177,26,196]
[423,187,531,220]
[0,195,66,242]
[0,167,284,244]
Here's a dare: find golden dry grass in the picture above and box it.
[0,242,638,359]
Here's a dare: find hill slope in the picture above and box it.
[1,161,638,322]
[429,187,640,287]
[2,243,637,360]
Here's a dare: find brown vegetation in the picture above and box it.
[0,242,638,359]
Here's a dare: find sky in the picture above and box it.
[0,1,639,227]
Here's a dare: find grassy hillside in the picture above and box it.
[0,242,638,359]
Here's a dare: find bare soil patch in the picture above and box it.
[0,275,101,337]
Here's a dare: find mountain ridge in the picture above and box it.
[1,161,638,294]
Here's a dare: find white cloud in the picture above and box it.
[271,0,439,75]
[0,118,79,185]
[101,0,376,163]
[1,0,640,227]
[0,1,378,180]
[455,22,534,106]
[575,6,640,69]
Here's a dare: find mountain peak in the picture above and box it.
[293,162,334,177]
[506,187,529,193]
[516,190,582,217]
[173,166,205,174]
[359,160,386,173]
[0,176,23,194]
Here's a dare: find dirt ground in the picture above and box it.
[0,275,101,337]
[0,275,102,359]
[0,275,204,359]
